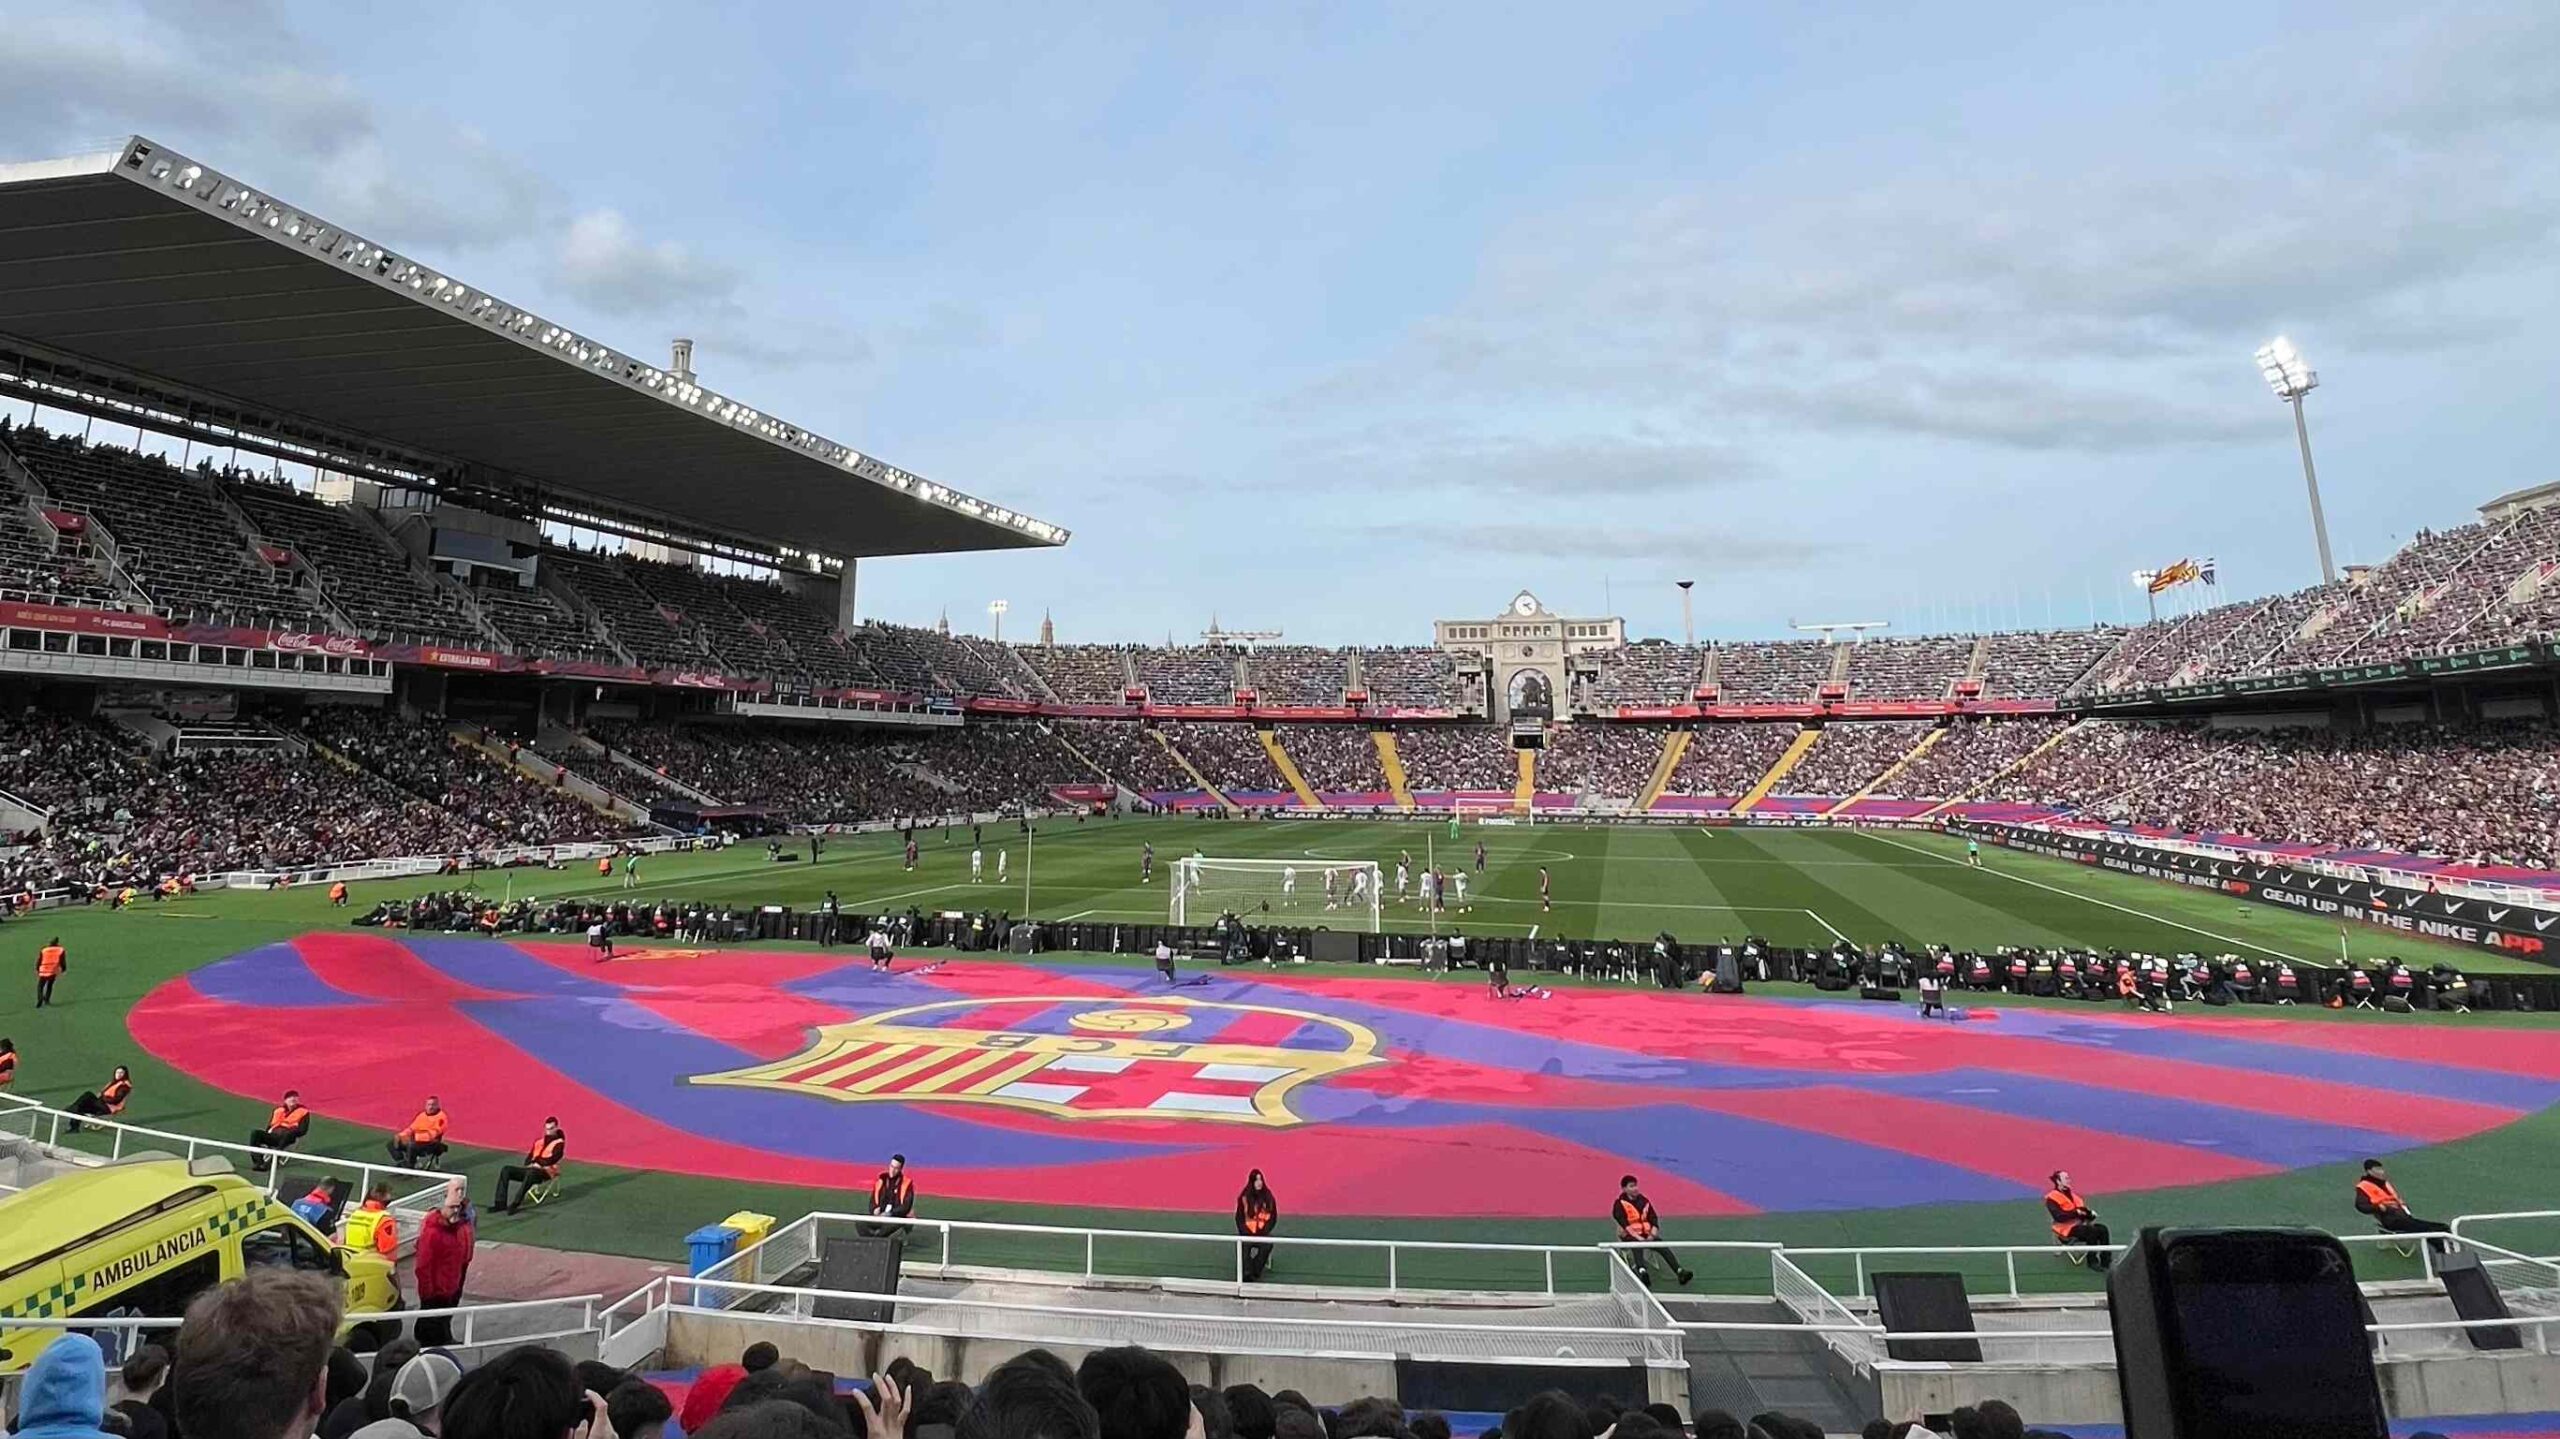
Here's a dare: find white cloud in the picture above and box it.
[553,209,742,317]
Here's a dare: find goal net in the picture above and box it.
[1451,795,1528,825]
[1171,856,1383,931]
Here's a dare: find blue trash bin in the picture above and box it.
[686,1223,742,1305]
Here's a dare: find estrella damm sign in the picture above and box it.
[690,997,1382,1127]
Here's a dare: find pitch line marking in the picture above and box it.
[1802,908,1851,943]
[1857,831,2308,963]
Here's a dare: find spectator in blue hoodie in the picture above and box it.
[16,1333,115,1439]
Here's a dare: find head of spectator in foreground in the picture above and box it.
[1332,1398,1407,1439]
[1504,1394,1586,1439]
[1406,1416,1450,1439]
[1186,1387,1234,1439]
[1970,1401,2024,1439]
[1692,1412,1748,1439]
[1076,1347,1192,1439]
[439,1345,586,1439]
[1269,1412,1324,1439]
[19,1334,110,1439]
[744,1342,783,1374]
[386,1351,465,1435]
[174,1271,344,1439]
[119,1343,172,1406]
[606,1378,676,1439]
[696,1405,851,1439]
[1220,1386,1275,1439]
[963,1351,1097,1439]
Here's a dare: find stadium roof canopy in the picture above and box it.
[0,137,1066,559]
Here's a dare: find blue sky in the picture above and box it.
[7,2,2558,645]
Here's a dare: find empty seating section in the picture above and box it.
[10,429,323,627]
[1134,646,1237,703]
[1662,724,1797,795]
[1884,717,2067,798]
[1390,725,1514,790]
[1243,645,1346,704]
[1977,628,2120,697]
[1053,719,1194,791]
[619,558,802,680]
[0,495,120,607]
[1022,646,1132,703]
[1594,644,1704,704]
[542,551,703,668]
[1843,636,1973,699]
[1158,721,1284,790]
[1359,647,1453,706]
[1712,640,1830,702]
[1274,723,1385,791]
[228,480,480,643]
[1537,723,1660,798]
[711,571,879,687]
[1785,720,1930,794]
[474,583,624,665]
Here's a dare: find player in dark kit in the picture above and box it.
[1142,843,1155,883]
[1538,866,1552,912]
[904,834,918,871]
[1474,841,1486,873]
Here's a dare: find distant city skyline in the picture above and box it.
[7,2,2557,646]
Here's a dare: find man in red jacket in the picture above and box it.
[413,1179,477,1346]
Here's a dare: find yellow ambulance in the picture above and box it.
[0,1157,400,1373]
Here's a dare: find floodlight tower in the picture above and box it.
[988,598,1010,642]
[1676,580,1696,646]
[2254,337,2336,586]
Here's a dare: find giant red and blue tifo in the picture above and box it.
[135,934,2560,1216]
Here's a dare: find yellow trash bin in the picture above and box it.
[722,1211,777,1282]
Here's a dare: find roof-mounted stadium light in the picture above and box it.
[2253,336,2336,586]
[988,598,1010,642]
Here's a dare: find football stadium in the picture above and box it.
[5,31,2560,1438]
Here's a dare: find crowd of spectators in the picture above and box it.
[1358,648,1454,707]
[1158,723,1287,792]
[1975,630,2120,698]
[1883,718,2067,800]
[1782,721,1932,796]
[1591,645,1705,705]
[1536,724,1664,798]
[1842,637,1973,700]
[300,709,640,846]
[590,720,1091,819]
[1244,646,1349,705]
[1273,724,1386,792]
[1052,720,1196,792]
[228,479,482,645]
[470,581,626,666]
[1709,642,1830,703]
[6,1281,2045,1439]
[1390,726,1515,791]
[1659,724,1797,797]
[1133,647,1239,704]
[1022,646,1135,703]
[2001,717,2560,869]
[540,550,705,669]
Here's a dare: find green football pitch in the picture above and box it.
[6,817,2557,1286]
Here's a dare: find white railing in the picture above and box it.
[608,1273,1682,1367]
[0,1093,450,1244]
[1777,1232,2445,1303]
[2451,1209,2560,1264]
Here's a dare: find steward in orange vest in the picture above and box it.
[494,1116,568,1214]
[1235,1169,1280,1281]
[67,1064,131,1131]
[2043,1171,2112,1270]
[2354,1160,2451,1252]
[1612,1175,1692,1287]
[249,1088,313,1171]
[389,1096,450,1167]
[34,939,66,1008]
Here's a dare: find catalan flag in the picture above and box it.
[2147,559,2202,595]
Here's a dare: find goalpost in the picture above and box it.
[1451,796,1529,825]
[1171,856,1383,932]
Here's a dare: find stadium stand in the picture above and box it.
[1358,646,1456,706]
[541,550,706,669]
[301,709,638,845]
[1159,721,1286,792]
[1391,725,1515,791]
[1242,644,1348,704]
[1592,643,1706,704]
[1842,635,1973,699]
[1274,722,1387,792]
[1022,645,1134,704]
[1133,645,1239,704]
[227,478,483,644]
[4,427,327,628]
[1883,716,2069,799]
[1977,628,2121,698]
[586,720,1089,820]
[1536,722,1661,798]
[1052,719,1197,793]
[471,580,626,666]
[1785,719,1932,794]
[1660,723,1799,796]
[1711,640,1831,702]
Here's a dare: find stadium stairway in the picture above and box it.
[452,723,653,825]
[1512,747,1536,815]
[1661,1297,1876,1436]
[1258,729,1321,808]
[1918,717,2084,818]
[1637,728,1693,812]
[1731,727,1819,815]
[1373,730,1416,809]
[1155,728,1236,812]
[1823,725,1943,815]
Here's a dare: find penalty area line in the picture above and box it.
[1857,831,2310,964]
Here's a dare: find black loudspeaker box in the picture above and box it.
[2108,1227,2385,1439]
[813,1235,905,1323]
[1873,1271,1981,1363]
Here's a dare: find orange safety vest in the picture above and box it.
[329,882,348,902]
[526,1133,566,1178]
[871,1172,915,1214]
[2356,1177,2403,1214]
[37,945,65,978]
[345,1200,399,1255]
[401,1110,449,1146]
[102,1078,131,1113]
[1612,1195,1658,1240]
[270,1103,310,1133]
[0,1051,16,1087]
[2046,1188,2088,1239]
[598,857,615,877]
[1239,1193,1275,1235]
